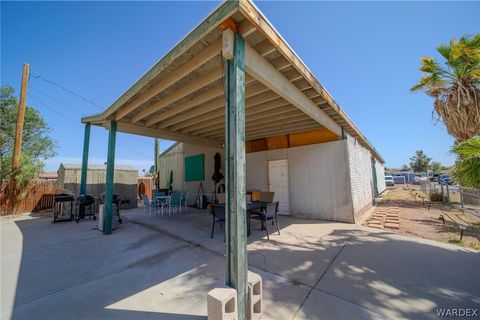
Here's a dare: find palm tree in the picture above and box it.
[411,34,480,142]
[451,137,480,189]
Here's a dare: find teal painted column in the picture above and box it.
[104,120,117,235]
[80,123,91,195]
[224,33,247,319]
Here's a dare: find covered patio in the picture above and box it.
[79,0,383,317]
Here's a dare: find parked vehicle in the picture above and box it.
[439,174,453,185]
[414,173,428,184]
[385,175,395,186]
[429,172,441,182]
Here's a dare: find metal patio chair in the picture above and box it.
[210,204,226,240]
[142,194,156,216]
[181,191,189,211]
[168,192,182,215]
[251,201,280,240]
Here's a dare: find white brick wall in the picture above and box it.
[346,134,375,214]
[374,159,386,194]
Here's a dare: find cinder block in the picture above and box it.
[247,271,262,320]
[208,288,237,320]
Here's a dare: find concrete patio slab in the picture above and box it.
[2,207,479,320]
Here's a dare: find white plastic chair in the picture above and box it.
[142,194,155,216]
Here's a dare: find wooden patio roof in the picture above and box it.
[81,0,384,163]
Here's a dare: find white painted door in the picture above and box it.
[268,159,290,215]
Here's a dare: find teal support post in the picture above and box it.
[80,123,91,195]
[224,33,247,319]
[154,138,159,189]
[104,120,117,235]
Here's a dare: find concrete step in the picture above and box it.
[384,222,400,230]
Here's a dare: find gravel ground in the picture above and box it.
[364,186,480,250]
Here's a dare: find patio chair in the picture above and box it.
[142,194,156,216]
[210,204,226,240]
[168,192,182,215]
[251,202,280,240]
[181,191,189,210]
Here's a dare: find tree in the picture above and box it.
[409,150,431,172]
[411,34,480,142]
[451,136,480,189]
[401,164,410,171]
[430,161,442,173]
[0,86,56,212]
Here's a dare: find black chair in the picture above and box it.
[211,204,226,240]
[251,202,280,240]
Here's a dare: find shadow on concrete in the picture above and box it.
[2,207,479,320]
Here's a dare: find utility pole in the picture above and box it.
[8,63,30,213]
[12,63,30,171]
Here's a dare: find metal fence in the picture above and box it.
[420,181,480,216]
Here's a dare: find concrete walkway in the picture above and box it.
[1,207,479,319]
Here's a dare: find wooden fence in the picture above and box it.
[1,179,58,214]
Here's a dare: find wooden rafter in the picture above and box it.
[116,39,223,121]
[131,67,223,123]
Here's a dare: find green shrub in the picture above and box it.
[429,191,443,202]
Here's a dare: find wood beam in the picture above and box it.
[243,42,341,135]
[207,112,307,139]
[167,84,273,131]
[147,75,254,127]
[132,67,223,123]
[253,39,276,57]
[115,122,223,148]
[174,90,280,133]
[116,39,222,120]
[239,19,256,38]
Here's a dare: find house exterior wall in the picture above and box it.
[246,140,354,223]
[183,143,224,197]
[158,143,184,191]
[158,143,224,205]
[159,138,385,224]
[345,134,376,220]
[375,159,386,195]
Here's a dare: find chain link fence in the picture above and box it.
[420,181,480,216]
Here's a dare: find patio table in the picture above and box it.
[155,195,171,215]
[217,201,268,237]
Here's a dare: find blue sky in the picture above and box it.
[2,1,479,174]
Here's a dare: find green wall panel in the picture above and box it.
[184,154,204,181]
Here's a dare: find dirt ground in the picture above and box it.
[364,186,480,250]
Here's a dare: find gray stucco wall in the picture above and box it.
[246,140,354,223]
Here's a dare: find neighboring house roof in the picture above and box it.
[81,0,384,163]
[38,172,58,179]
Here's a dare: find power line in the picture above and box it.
[28,72,155,160]
[30,95,82,127]
[29,94,153,159]
[30,86,89,115]
[29,70,104,111]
